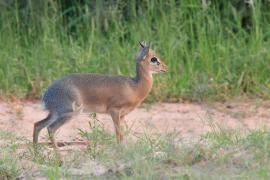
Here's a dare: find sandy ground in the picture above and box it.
[0,98,270,144]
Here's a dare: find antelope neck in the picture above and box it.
[134,63,153,95]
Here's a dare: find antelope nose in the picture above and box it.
[161,64,168,73]
[163,64,168,72]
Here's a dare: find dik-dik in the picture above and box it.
[33,42,168,151]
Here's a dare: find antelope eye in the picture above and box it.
[151,57,158,63]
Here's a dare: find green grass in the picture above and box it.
[0,131,21,179]
[2,117,270,179]
[0,0,269,101]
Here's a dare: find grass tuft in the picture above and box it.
[3,124,270,178]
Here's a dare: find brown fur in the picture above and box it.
[33,43,168,151]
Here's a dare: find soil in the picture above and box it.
[1,98,270,143]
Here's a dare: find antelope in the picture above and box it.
[33,42,168,152]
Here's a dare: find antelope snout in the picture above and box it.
[160,64,168,73]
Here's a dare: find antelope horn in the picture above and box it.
[139,41,145,48]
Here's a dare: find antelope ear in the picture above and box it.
[136,46,149,61]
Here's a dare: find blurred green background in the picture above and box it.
[0,0,269,101]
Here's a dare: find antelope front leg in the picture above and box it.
[111,110,124,143]
[119,115,125,142]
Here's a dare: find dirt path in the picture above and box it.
[0,99,270,142]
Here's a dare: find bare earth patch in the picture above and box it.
[1,98,270,179]
[0,98,270,142]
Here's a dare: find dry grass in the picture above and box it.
[1,116,270,179]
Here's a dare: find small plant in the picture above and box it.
[0,156,20,180]
[47,160,60,180]
[27,142,59,166]
[78,113,113,158]
[0,130,21,179]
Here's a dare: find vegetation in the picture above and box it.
[0,0,269,101]
[2,116,270,179]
